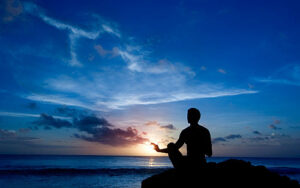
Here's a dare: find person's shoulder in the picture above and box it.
[180,127,190,135]
[199,125,210,133]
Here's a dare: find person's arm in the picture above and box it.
[152,143,168,153]
[152,131,185,153]
[174,131,184,150]
[206,131,212,157]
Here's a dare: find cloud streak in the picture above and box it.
[254,64,300,86]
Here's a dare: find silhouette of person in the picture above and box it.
[152,108,212,169]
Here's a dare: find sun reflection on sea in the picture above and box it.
[148,157,154,167]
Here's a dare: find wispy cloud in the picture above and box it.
[145,121,176,130]
[97,89,258,109]
[217,68,227,74]
[23,2,120,66]
[25,94,99,111]
[118,49,195,76]
[0,111,72,120]
[254,64,300,86]
[0,111,40,118]
[25,85,258,110]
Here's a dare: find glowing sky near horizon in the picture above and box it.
[0,0,300,157]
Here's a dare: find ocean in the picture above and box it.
[0,155,299,188]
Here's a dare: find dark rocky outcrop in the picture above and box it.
[142,159,300,188]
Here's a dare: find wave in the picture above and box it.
[0,168,171,176]
[1,167,300,176]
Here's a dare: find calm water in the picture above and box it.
[0,155,299,188]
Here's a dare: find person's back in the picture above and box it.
[181,125,211,159]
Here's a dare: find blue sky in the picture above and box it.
[0,0,300,157]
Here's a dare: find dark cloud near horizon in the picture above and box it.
[32,111,149,146]
[253,131,262,135]
[212,137,227,144]
[0,128,39,143]
[269,124,281,130]
[212,134,242,144]
[0,128,16,137]
[225,134,242,139]
[74,126,149,146]
[33,113,73,129]
[160,124,176,130]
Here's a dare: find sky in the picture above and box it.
[0,0,300,157]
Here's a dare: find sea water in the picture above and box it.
[0,155,299,188]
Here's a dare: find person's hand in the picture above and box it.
[151,143,160,152]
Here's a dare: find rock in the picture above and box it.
[141,159,300,188]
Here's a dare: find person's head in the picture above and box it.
[187,108,201,124]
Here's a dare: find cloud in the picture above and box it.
[218,68,227,74]
[117,49,195,76]
[94,45,119,57]
[33,113,73,129]
[145,121,176,130]
[253,131,262,135]
[269,124,281,130]
[96,88,258,109]
[22,2,120,67]
[200,66,207,71]
[17,2,257,110]
[0,128,38,142]
[212,134,242,144]
[0,111,40,118]
[225,134,242,139]
[26,87,258,110]
[94,45,109,57]
[26,94,98,110]
[0,129,16,137]
[1,0,23,23]
[18,128,31,133]
[74,126,148,146]
[254,64,300,86]
[212,137,227,144]
[160,124,176,130]
[247,132,290,144]
[33,112,149,146]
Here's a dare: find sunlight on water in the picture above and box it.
[148,158,154,167]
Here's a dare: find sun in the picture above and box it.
[139,141,159,156]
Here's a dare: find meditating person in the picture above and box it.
[152,108,212,169]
